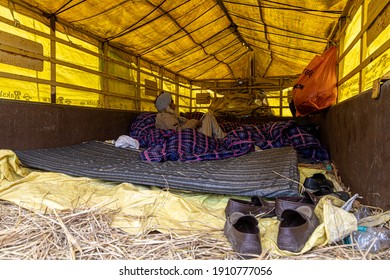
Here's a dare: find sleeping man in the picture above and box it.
[154,91,226,139]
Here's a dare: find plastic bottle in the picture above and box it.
[322,160,332,171]
[353,206,373,220]
[345,226,390,253]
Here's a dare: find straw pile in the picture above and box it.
[0,199,388,260]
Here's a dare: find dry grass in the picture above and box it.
[0,199,388,260]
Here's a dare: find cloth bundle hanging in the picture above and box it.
[292,46,338,117]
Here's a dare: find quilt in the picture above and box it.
[130,113,329,162]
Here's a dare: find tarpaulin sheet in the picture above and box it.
[0,0,349,81]
[2,149,388,256]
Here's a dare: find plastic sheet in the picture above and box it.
[292,46,338,116]
[0,149,371,256]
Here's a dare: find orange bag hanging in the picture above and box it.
[292,46,338,117]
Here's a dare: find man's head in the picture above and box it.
[155,92,175,112]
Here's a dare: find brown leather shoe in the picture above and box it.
[277,205,319,253]
[304,188,351,204]
[275,196,315,219]
[224,212,262,258]
[304,187,332,204]
[225,196,275,218]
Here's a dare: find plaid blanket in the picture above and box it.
[130,113,329,162]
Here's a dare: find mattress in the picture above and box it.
[15,141,300,197]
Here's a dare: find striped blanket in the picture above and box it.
[130,113,329,162]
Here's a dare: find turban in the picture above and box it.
[155,92,172,112]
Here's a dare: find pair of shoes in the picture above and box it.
[225,196,275,218]
[224,196,271,258]
[277,205,319,253]
[303,173,334,191]
[224,212,262,258]
[275,196,315,219]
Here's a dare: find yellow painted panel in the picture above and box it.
[0,5,50,34]
[105,96,137,111]
[56,41,99,71]
[0,77,51,102]
[179,96,191,108]
[56,87,100,107]
[338,73,359,102]
[140,101,156,112]
[363,48,390,91]
[367,17,390,55]
[163,80,176,93]
[0,60,51,80]
[108,80,137,97]
[56,65,101,90]
[343,6,361,52]
[178,85,191,98]
[341,41,361,79]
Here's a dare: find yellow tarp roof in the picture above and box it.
[7,0,349,81]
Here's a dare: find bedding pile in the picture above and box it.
[130,113,329,162]
[13,113,328,197]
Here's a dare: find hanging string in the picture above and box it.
[7,0,20,27]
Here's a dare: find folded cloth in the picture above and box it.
[115,135,140,149]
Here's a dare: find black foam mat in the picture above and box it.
[15,141,300,197]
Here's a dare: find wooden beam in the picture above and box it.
[50,16,56,103]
